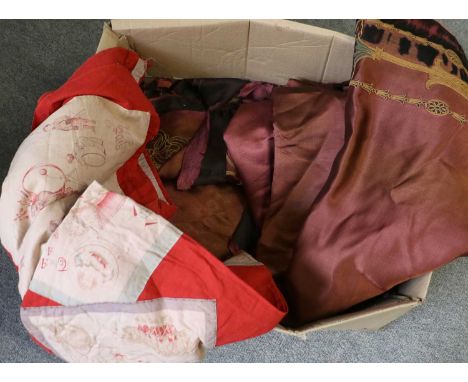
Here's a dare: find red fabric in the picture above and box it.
[116,151,176,219]
[138,234,287,346]
[22,290,61,308]
[19,47,286,351]
[227,266,284,311]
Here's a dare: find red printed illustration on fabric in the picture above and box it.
[40,323,94,356]
[68,136,107,168]
[42,112,108,168]
[121,317,196,357]
[16,164,76,221]
[132,203,160,227]
[73,244,119,290]
[112,123,136,152]
[42,113,96,133]
[67,190,126,234]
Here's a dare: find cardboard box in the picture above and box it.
[97,19,432,338]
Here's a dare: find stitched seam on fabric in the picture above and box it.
[20,297,217,312]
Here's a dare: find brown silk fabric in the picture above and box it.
[164,182,245,260]
[282,19,468,325]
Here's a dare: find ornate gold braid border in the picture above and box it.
[349,80,468,125]
[354,21,468,102]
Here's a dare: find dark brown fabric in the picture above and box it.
[194,102,241,187]
[158,147,186,179]
[164,182,246,260]
[143,78,256,262]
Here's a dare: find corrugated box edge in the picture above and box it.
[275,298,422,340]
[104,19,355,85]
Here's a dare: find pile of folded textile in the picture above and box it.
[1,19,467,362]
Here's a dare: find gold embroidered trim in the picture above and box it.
[349,80,468,124]
[354,20,468,102]
[147,130,189,168]
[355,40,468,102]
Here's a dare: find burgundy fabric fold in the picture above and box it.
[176,114,211,190]
[256,83,347,273]
[239,81,275,101]
[282,19,468,325]
[224,100,274,226]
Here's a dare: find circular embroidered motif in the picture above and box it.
[425,99,450,116]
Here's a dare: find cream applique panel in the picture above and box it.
[0,95,150,297]
[29,181,182,305]
[21,298,217,362]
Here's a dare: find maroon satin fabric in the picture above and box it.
[224,100,274,226]
[256,84,347,273]
[282,19,468,325]
[239,81,275,101]
[177,115,210,190]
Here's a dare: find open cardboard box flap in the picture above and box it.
[97,19,432,336]
[99,19,355,84]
